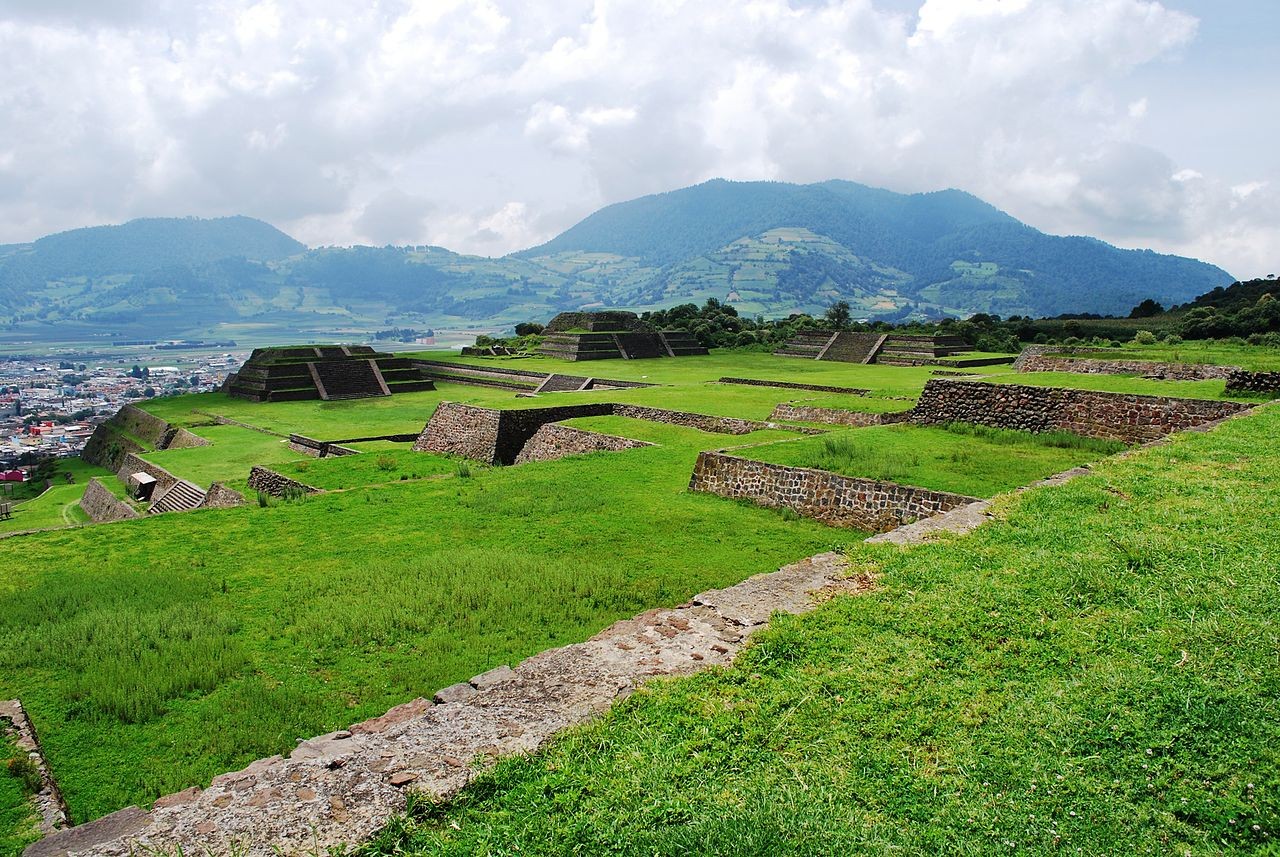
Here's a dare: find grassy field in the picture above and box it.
[990,371,1259,401]
[0,420,838,825]
[3,346,1273,847]
[365,403,1280,857]
[0,458,117,536]
[0,737,38,857]
[1062,340,1280,372]
[741,424,1126,498]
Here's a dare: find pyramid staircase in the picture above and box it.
[310,359,390,400]
[148,479,207,514]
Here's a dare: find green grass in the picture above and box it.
[0,458,118,535]
[141,424,305,489]
[364,404,1280,856]
[1069,340,1280,372]
[0,426,839,824]
[0,738,39,857]
[741,424,1125,498]
[272,448,464,491]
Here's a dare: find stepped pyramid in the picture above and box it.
[536,312,708,361]
[227,345,436,403]
[774,331,981,366]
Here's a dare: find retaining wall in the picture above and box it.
[911,379,1252,443]
[1225,370,1280,396]
[1014,351,1237,380]
[288,435,361,458]
[115,454,180,496]
[78,478,140,523]
[513,424,654,464]
[164,428,211,450]
[769,403,911,427]
[415,402,813,466]
[246,467,319,498]
[199,483,246,509]
[717,377,869,395]
[688,451,978,532]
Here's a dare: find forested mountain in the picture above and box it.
[0,182,1235,345]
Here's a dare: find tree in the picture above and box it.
[1129,298,1165,318]
[823,300,852,330]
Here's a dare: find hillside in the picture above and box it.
[0,184,1235,346]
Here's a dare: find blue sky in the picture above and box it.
[0,0,1275,276]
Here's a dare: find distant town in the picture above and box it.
[0,347,244,473]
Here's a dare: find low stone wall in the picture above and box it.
[113,404,173,447]
[288,435,360,458]
[115,454,180,496]
[415,402,816,466]
[199,483,246,509]
[163,427,211,450]
[1,699,68,836]
[717,377,869,395]
[1014,351,1237,380]
[1225,369,1280,396]
[246,467,319,498]
[688,451,978,532]
[80,425,145,471]
[78,478,140,523]
[513,424,654,464]
[769,403,911,427]
[910,379,1252,443]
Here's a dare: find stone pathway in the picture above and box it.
[27,553,868,857]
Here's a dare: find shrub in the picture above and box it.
[256,491,270,508]
[6,752,42,794]
[1132,330,1157,345]
[375,454,397,472]
[455,461,472,479]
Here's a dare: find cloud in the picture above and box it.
[0,0,1272,278]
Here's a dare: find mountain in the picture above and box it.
[0,183,1234,346]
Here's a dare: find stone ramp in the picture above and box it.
[25,553,861,857]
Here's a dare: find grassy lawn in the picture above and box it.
[141,424,306,490]
[0,737,39,857]
[271,448,465,491]
[739,424,1125,498]
[0,424,840,825]
[365,403,1280,857]
[1069,340,1280,372]
[0,459,117,536]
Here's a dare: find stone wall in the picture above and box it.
[1225,370,1280,396]
[1,699,68,836]
[717,377,869,395]
[163,427,211,450]
[1014,350,1238,380]
[78,478,141,523]
[513,424,654,464]
[288,435,360,458]
[769,403,911,427]
[910,379,1252,443]
[113,404,173,447]
[246,467,319,498]
[115,454,180,496]
[688,452,978,532]
[80,425,145,471]
[198,482,246,509]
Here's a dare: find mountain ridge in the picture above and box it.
[0,180,1234,344]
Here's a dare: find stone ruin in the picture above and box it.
[226,345,436,403]
[413,360,655,394]
[536,311,708,361]
[774,332,1013,367]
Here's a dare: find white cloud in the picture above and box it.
[0,0,1272,278]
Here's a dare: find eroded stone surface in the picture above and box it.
[27,552,855,857]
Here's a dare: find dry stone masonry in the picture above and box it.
[2,699,68,837]
[415,402,815,466]
[769,403,911,428]
[198,483,246,509]
[717,377,870,395]
[1225,369,1280,396]
[1013,347,1238,380]
[688,451,979,532]
[78,479,141,523]
[24,553,864,857]
[246,466,319,498]
[513,424,654,464]
[910,379,1252,443]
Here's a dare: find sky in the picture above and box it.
[0,0,1275,277]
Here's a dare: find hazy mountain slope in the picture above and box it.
[0,183,1236,344]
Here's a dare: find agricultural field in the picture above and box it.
[1,345,1275,855]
